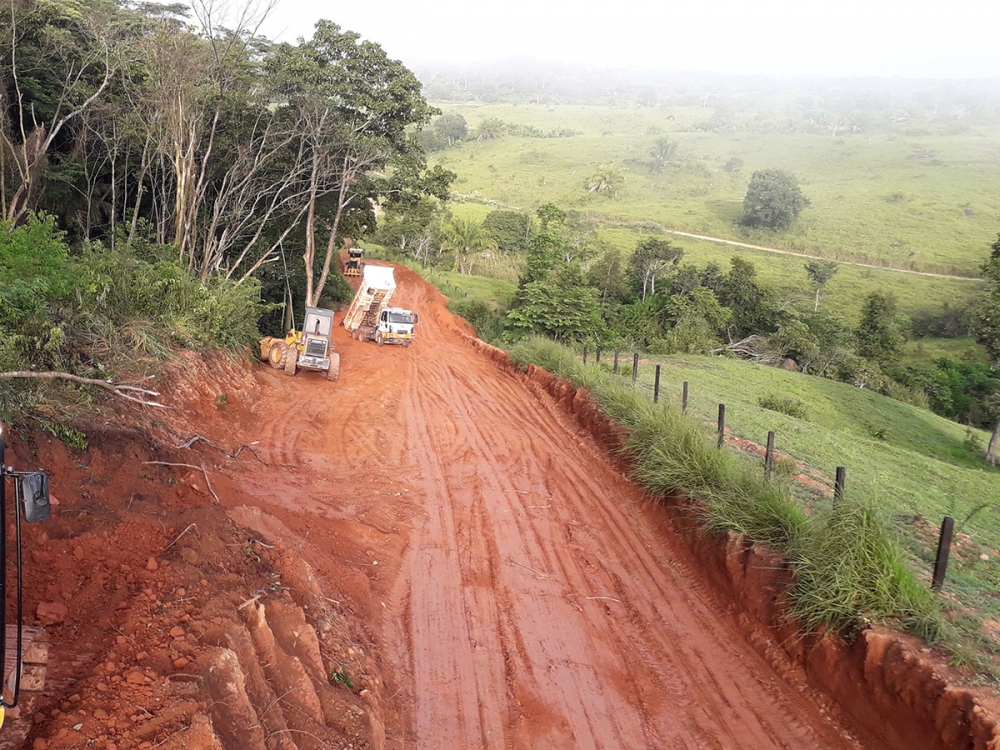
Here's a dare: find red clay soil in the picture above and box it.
[4,263,990,749]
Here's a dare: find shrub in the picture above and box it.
[758,394,809,419]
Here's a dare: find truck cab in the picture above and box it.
[376,307,418,347]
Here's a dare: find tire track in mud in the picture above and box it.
[381,271,859,749]
[245,265,868,749]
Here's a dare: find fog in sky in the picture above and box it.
[255,0,1000,79]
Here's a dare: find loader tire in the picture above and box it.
[376,332,384,347]
[284,349,298,376]
[327,352,340,381]
[268,342,287,369]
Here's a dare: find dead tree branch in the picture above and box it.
[143,461,220,503]
[0,370,168,407]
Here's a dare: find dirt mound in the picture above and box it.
[8,353,385,750]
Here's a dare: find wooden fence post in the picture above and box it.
[765,431,775,480]
[932,517,955,590]
[596,348,601,364]
[682,382,688,414]
[583,346,588,365]
[717,404,726,448]
[613,350,619,374]
[653,365,661,404]
[834,466,846,503]
[632,353,639,383]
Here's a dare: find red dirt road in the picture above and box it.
[236,265,866,749]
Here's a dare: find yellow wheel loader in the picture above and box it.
[259,307,340,381]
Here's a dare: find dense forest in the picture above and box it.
[0,0,452,424]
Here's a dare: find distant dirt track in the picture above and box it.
[243,264,871,748]
[665,229,983,282]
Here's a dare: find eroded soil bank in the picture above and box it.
[7,263,985,749]
[464,335,1000,750]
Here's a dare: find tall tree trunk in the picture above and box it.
[814,287,821,312]
[987,417,1000,466]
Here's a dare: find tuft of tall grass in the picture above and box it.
[789,498,938,635]
[509,337,941,637]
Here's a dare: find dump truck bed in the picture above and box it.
[343,265,396,333]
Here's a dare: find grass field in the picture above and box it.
[431,102,1000,280]
[620,351,1000,655]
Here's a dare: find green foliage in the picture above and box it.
[450,300,506,345]
[741,169,811,230]
[434,113,468,146]
[628,237,683,301]
[585,163,625,195]
[45,423,88,450]
[717,257,778,337]
[790,498,936,635]
[856,292,905,365]
[330,667,354,690]
[482,209,531,254]
[506,264,606,343]
[758,395,808,420]
[0,216,80,322]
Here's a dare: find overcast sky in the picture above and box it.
[255,0,1000,79]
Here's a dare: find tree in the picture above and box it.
[855,291,904,366]
[587,248,628,305]
[972,233,1000,464]
[473,117,505,141]
[585,163,624,195]
[648,136,677,175]
[482,209,530,254]
[267,20,435,308]
[628,237,683,302]
[717,257,778,338]
[442,218,492,274]
[536,203,565,233]
[804,260,839,311]
[505,263,605,343]
[741,169,810,230]
[433,113,467,146]
[724,157,744,175]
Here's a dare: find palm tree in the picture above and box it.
[649,137,678,174]
[474,117,507,141]
[442,218,493,274]
[585,163,625,195]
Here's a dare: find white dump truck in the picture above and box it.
[342,265,418,346]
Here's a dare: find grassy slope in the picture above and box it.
[433,102,999,322]
[630,352,1000,640]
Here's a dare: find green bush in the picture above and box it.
[758,394,809,419]
[450,300,506,345]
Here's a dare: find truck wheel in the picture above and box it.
[327,352,340,381]
[268,342,287,369]
[404,340,411,348]
[376,332,383,347]
[284,349,298,376]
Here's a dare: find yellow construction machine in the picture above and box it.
[259,307,340,381]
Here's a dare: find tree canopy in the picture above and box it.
[741,169,810,230]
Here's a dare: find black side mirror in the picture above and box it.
[414,314,419,324]
[19,473,50,523]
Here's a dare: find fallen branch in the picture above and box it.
[163,523,198,552]
[177,435,268,464]
[231,443,267,463]
[0,370,169,408]
[143,461,220,503]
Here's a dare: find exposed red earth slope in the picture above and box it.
[6,263,990,749]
